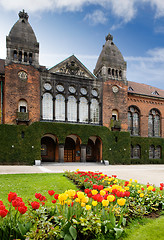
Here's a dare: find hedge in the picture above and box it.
[0,122,163,165]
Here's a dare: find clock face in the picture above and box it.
[112,86,119,93]
[18,71,28,80]
[44,83,52,91]
[91,89,98,97]
[80,87,87,95]
[69,86,76,93]
[56,84,64,92]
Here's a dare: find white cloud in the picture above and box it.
[85,10,107,25]
[125,47,164,89]
[143,0,164,18]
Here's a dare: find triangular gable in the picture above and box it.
[49,55,96,80]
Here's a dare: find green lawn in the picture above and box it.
[0,173,78,205]
[121,215,164,240]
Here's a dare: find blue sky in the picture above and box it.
[0,0,164,89]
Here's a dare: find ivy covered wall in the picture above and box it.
[0,122,163,165]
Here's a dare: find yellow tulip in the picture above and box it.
[140,193,144,198]
[92,201,98,206]
[100,190,106,196]
[86,205,91,210]
[107,195,115,202]
[117,198,126,206]
[102,199,109,207]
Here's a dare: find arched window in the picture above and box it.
[155,146,161,159]
[24,52,27,62]
[149,145,155,159]
[19,51,22,62]
[79,97,88,123]
[131,145,141,159]
[13,50,17,60]
[55,94,65,121]
[29,53,32,64]
[42,93,53,120]
[148,109,160,137]
[128,106,140,136]
[18,99,27,113]
[90,99,99,124]
[67,95,77,122]
[112,109,118,120]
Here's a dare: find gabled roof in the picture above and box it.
[128,81,164,98]
[0,59,5,74]
[49,55,96,80]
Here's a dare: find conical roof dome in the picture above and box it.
[7,10,38,50]
[94,33,126,76]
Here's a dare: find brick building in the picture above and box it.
[0,10,163,164]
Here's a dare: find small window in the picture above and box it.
[13,50,17,60]
[152,91,159,95]
[128,86,134,91]
[20,106,26,112]
[29,53,32,64]
[19,51,22,62]
[18,100,27,113]
[108,68,111,75]
[112,69,115,76]
[24,52,27,62]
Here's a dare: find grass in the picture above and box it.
[121,214,164,240]
[0,173,78,205]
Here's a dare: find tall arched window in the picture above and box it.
[148,109,160,137]
[112,109,118,120]
[131,145,141,159]
[90,99,99,124]
[155,146,161,159]
[79,97,88,123]
[149,145,155,159]
[128,106,140,136]
[42,93,53,120]
[55,94,65,121]
[67,95,77,122]
[18,99,27,113]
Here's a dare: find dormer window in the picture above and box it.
[151,91,159,95]
[128,86,134,91]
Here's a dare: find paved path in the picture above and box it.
[0,164,164,187]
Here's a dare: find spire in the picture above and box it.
[106,33,113,41]
[18,9,29,21]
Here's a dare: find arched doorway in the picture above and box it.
[64,135,81,162]
[86,136,102,162]
[41,134,59,162]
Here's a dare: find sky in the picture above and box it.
[0,0,164,89]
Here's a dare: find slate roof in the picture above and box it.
[128,81,164,98]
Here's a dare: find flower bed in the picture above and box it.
[0,171,163,240]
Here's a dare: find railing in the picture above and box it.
[16,112,29,122]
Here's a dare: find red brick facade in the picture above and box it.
[128,94,164,138]
[4,63,40,124]
[103,79,128,131]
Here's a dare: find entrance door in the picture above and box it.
[64,137,75,162]
[41,136,56,162]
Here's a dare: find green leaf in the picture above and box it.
[69,225,77,240]
[114,227,123,239]
[64,233,72,240]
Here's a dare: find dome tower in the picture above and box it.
[94,33,127,82]
[6,10,39,67]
